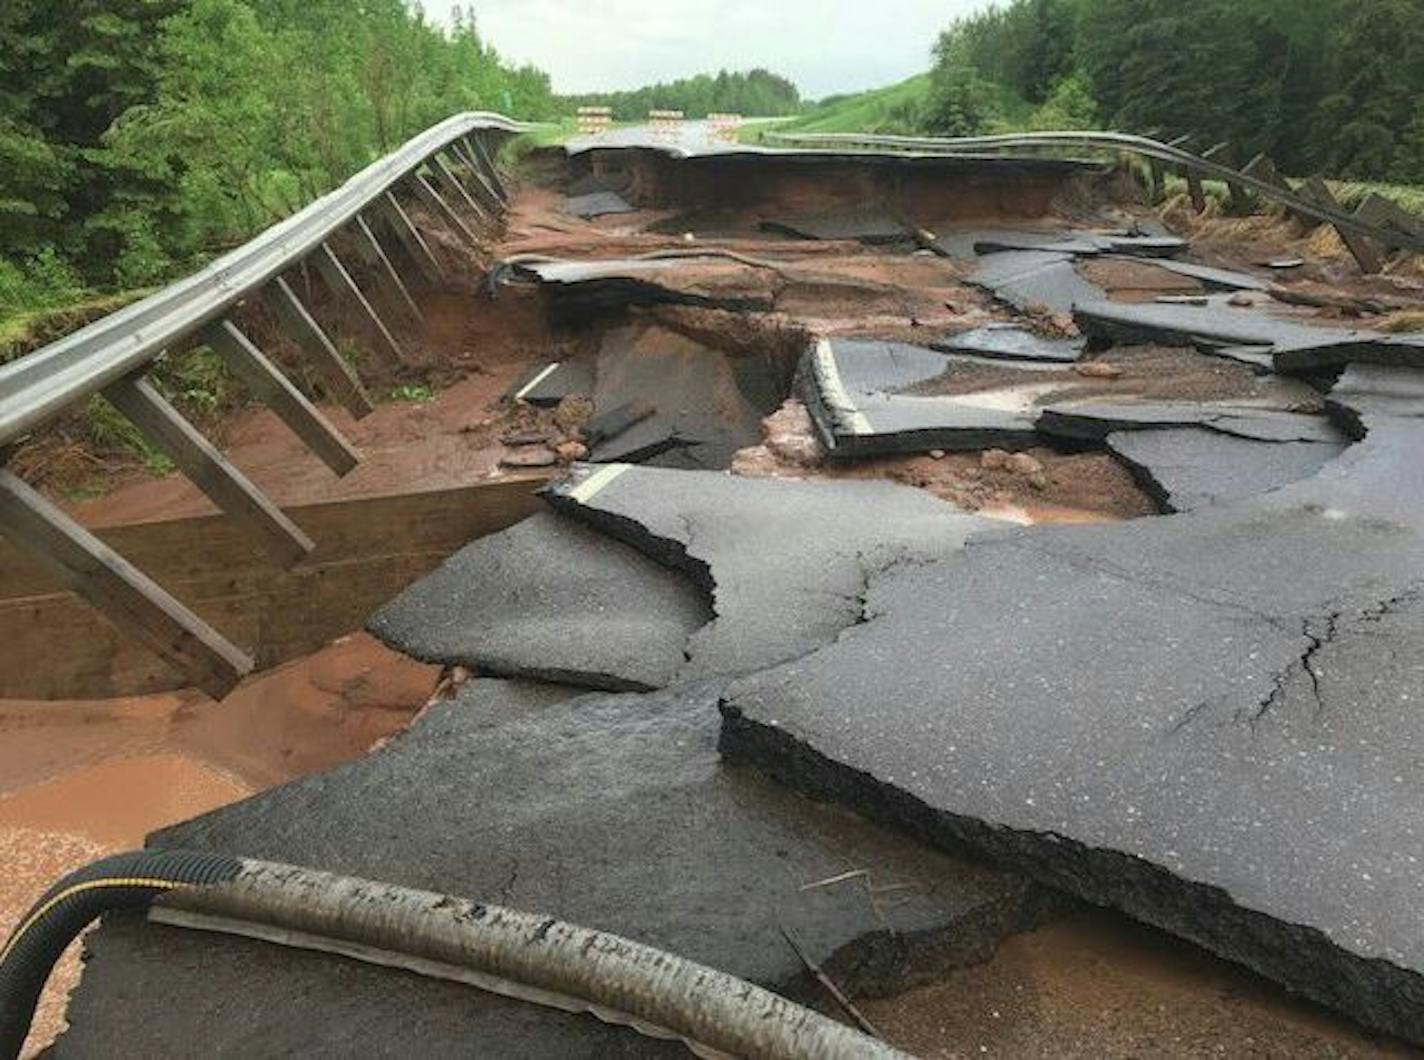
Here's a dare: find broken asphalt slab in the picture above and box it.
[367,511,711,691]
[563,190,637,218]
[57,679,1057,1056]
[1036,402,1343,445]
[506,356,596,406]
[929,324,1084,365]
[1076,299,1424,372]
[719,374,1424,1044]
[1106,427,1349,511]
[517,258,777,316]
[586,324,784,469]
[803,338,1054,457]
[969,250,1106,313]
[545,462,992,682]
[758,209,912,245]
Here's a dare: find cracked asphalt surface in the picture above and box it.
[50,140,1424,1053]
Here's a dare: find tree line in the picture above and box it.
[0,0,558,320]
[923,0,1424,184]
[566,68,802,121]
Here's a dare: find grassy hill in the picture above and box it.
[741,75,932,141]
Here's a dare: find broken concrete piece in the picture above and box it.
[367,511,710,691]
[1107,428,1349,511]
[58,680,1055,1055]
[969,251,1106,314]
[545,463,991,681]
[929,324,1084,365]
[564,190,637,218]
[721,386,1424,1045]
[499,448,558,469]
[1328,363,1424,437]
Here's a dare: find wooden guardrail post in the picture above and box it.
[378,193,446,285]
[311,243,405,365]
[351,214,425,326]
[1298,176,1383,274]
[265,276,375,417]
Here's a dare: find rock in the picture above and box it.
[499,448,558,469]
[1073,360,1125,380]
[980,449,1012,471]
[1006,453,1045,477]
[501,428,554,447]
[1027,470,1049,491]
[554,440,589,463]
[553,394,594,436]
[1228,293,1255,307]
[930,449,947,460]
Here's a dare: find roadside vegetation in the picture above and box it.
[565,69,801,122]
[752,0,1424,195]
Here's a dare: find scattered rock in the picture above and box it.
[1073,361,1124,380]
[554,440,589,463]
[1227,293,1255,307]
[1006,453,1045,477]
[553,394,594,437]
[498,448,558,469]
[930,449,947,460]
[981,449,1012,471]
[500,429,553,447]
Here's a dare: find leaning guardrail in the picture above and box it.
[0,111,527,698]
[767,130,1424,270]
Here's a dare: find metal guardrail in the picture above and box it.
[0,112,524,444]
[766,130,1424,260]
[0,111,526,698]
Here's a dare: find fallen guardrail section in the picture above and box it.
[767,130,1424,274]
[0,112,525,698]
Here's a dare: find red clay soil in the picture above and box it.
[863,911,1417,1058]
[0,633,441,1057]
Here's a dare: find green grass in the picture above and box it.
[0,288,157,364]
[741,74,934,142]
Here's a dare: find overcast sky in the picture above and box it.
[421,1,992,99]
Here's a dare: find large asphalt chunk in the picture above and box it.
[969,250,1106,313]
[719,411,1424,1044]
[802,338,1058,457]
[545,463,992,681]
[587,324,780,469]
[57,679,1054,1056]
[1106,427,1349,511]
[367,511,711,691]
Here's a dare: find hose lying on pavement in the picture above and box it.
[0,850,910,1060]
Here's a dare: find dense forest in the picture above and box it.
[566,68,802,122]
[923,0,1424,183]
[0,0,558,322]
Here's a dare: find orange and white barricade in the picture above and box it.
[648,109,684,141]
[707,113,742,142]
[577,107,612,136]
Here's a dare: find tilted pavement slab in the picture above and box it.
[720,370,1424,1044]
[57,679,1057,1056]
[544,463,993,682]
[1106,427,1350,512]
[367,511,712,691]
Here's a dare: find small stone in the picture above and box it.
[930,449,947,460]
[500,429,553,447]
[1074,361,1124,380]
[499,448,558,469]
[980,449,1012,471]
[554,440,589,463]
[1228,293,1255,307]
[1007,453,1045,477]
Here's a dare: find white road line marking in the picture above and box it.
[814,339,872,436]
[568,462,633,503]
[513,363,559,402]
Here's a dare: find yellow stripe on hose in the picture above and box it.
[0,878,181,965]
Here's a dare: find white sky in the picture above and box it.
[420,1,994,99]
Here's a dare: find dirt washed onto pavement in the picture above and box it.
[0,634,439,1056]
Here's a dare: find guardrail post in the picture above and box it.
[431,152,490,222]
[465,132,509,202]
[202,319,361,476]
[352,214,424,326]
[1201,142,1249,212]
[1168,135,1207,213]
[409,173,481,250]
[265,276,375,418]
[1356,192,1424,251]
[0,467,254,698]
[1299,176,1382,274]
[378,192,445,285]
[448,141,504,213]
[311,243,405,364]
[102,372,315,567]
